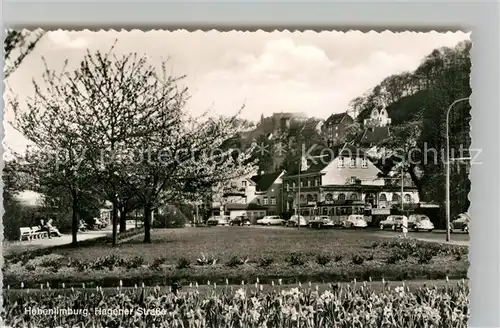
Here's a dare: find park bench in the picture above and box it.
[19,227,49,241]
[32,227,48,239]
[19,227,34,241]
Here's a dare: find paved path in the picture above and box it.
[3,223,137,254]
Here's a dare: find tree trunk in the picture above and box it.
[112,201,119,246]
[119,203,127,233]
[143,205,152,244]
[71,194,79,247]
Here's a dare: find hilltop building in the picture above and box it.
[321,112,355,147]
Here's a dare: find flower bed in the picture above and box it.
[3,238,469,288]
[2,280,469,328]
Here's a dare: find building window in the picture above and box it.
[308,179,311,187]
[271,197,276,205]
[379,194,387,202]
[325,193,333,201]
[231,182,237,188]
[286,183,290,192]
[335,132,338,138]
[257,199,261,205]
[338,156,345,168]
[404,194,412,203]
[263,197,269,205]
[313,194,318,202]
[306,194,313,203]
[350,176,357,184]
[350,158,356,168]
[350,194,358,200]
[362,158,368,168]
[300,180,304,187]
[300,195,305,203]
[392,194,400,202]
[242,180,247,187]
[335,126,338,130]
[338,193,346,201]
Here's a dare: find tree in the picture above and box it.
[10,76,98,246]
[4,29,45,78]
[366,40,471,225]
[122,112,257,243]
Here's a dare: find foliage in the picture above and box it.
[353,41,472,222]
[4,29,46,78]
[2,281,470,328]
[315,254,332,266]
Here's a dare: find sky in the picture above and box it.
[3,30,470,156]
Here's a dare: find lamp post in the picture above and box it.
[445,97,470,242]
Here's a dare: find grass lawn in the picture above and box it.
[3,226,469,288]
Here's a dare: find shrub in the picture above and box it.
[25,254,65,271]
[334,254,343,262]
[177,258,191,269]
[150,257,167,270]
[226,256,248,268]
[258,257,274,267]
[196,254,218,266]
[91,254,125,270]
[124,256,144,270]
[417,249,434,264]
[287,253,306,266]
[352,254,364,265]
[68,258,88,271]
[316,254,332,266]
[365,253,374,261]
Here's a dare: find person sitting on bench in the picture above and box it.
[46,219,63,237]
[39,219,52,239]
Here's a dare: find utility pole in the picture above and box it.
[401,157,404,215]
[446,97,469,242]
[297,160,301,230]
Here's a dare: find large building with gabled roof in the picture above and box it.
[281,143,419,219]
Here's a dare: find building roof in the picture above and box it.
[357,126,391,146]
[283,143,368,177]
[251,171,283,191]
[324,112,353,125]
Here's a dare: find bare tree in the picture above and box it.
[4,29,46,78]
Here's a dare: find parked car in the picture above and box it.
[450,213,471,233]
[256,215,285,226]
[379,215,406,231]
[408,214,434,232]
[286,215,308,227]
[207,216,229,226]
[308,216,335,229]
[230,216,251,226]
[342,215,368,229]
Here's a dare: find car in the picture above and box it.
[408,214,434,232]
[286,215,308,227]
[379,215,407,231]
[450,213,471,233]
[230,216,251,226]
[207,216,230,226]
[308,216,336,229]
[256,215,285,226]
[342,215,368,229]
